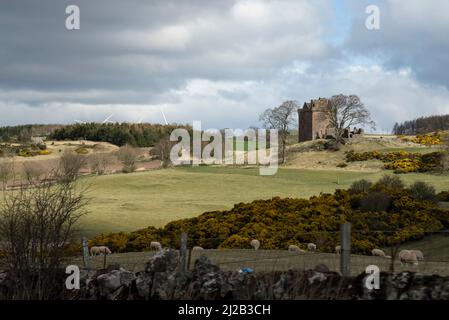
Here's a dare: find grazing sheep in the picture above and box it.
[307,243,316,252]
[90,246,112,256]
[150,241,162,251]
[399,250,419,266]
[192,246,204,252]
[371,248,387,258]
[250,239,260,250]
[288,245,305,253]
[411,250,424,261]
[335,245,341,254]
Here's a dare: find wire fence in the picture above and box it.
[76,227,449,277]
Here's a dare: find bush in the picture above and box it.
[438,191,449,202]
[350,179,373,193]
[336,162,348,168]
[360,192,391,212]
[116,145,138,173]
[345,150,444,174]
[409,181,437,203]
[374,174,405,190]
[75,147,89,155]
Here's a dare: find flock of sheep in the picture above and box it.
[250,240,425,266]
[90,240,425,266]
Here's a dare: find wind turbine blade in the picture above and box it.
[160,107,168,125]
[102,113,114,124]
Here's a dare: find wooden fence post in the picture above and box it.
[340,222,351,276]
[180,232,188,272]
[103,251,107,269]
[82,237,90,268]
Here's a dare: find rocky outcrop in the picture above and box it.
[1,249,449,300]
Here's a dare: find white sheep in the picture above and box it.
[192,246,204,252]
[410,249,424,261]
[399,250,419,266]
[90,246,112,256]
[150,241,162,251]
[250,239,260,250]
[335,245,341,254]
[307,243,316,252]
[371,248,388,258]
[288,245,305,253]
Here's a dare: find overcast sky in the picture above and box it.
[1,0,449,132]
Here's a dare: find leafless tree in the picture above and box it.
[0,159,14,190]
[259,100,298,163]
[0,170,89,299]
[59,150,86,182]
[151,136,173,168]
[116,145,138,173]
[323,94,375,144]
[88,153,111,175]
[22,161,44,185]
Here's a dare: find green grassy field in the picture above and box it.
[80,166,449,236]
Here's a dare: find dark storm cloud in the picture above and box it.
[0,0,332,105]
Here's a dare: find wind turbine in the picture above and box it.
[160,107,168,125]
[102,114,114,124]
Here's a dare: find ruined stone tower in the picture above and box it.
[298,98,332,142]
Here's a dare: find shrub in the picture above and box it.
[374,174,405,190]
[411,132,443,145]
[438,191,449,202]
[116,145,138,173]
[409,181,437,203]
[38,149,51,155]
[346,150,444,174]
[75,147,89,155]
[360,192,391,212]
[350,179,373,193]
[336,162,348,168]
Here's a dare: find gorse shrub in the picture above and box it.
[345,150,444,174]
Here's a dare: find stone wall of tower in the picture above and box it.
[298,98,331,142]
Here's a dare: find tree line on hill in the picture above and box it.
[49,123,191,147]
[393,114,449,135]
[0,124,64,143]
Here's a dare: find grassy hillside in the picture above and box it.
[80,166,449,236]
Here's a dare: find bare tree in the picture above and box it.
[59,150,86,182]
[323,94,375,144]
[259,100,298,163]
[88,153,111,175]
[0,170,88,299]
[116,145,138,173]
[22,161,44,185]
[151,136,172,168]
[0,159,14,190]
